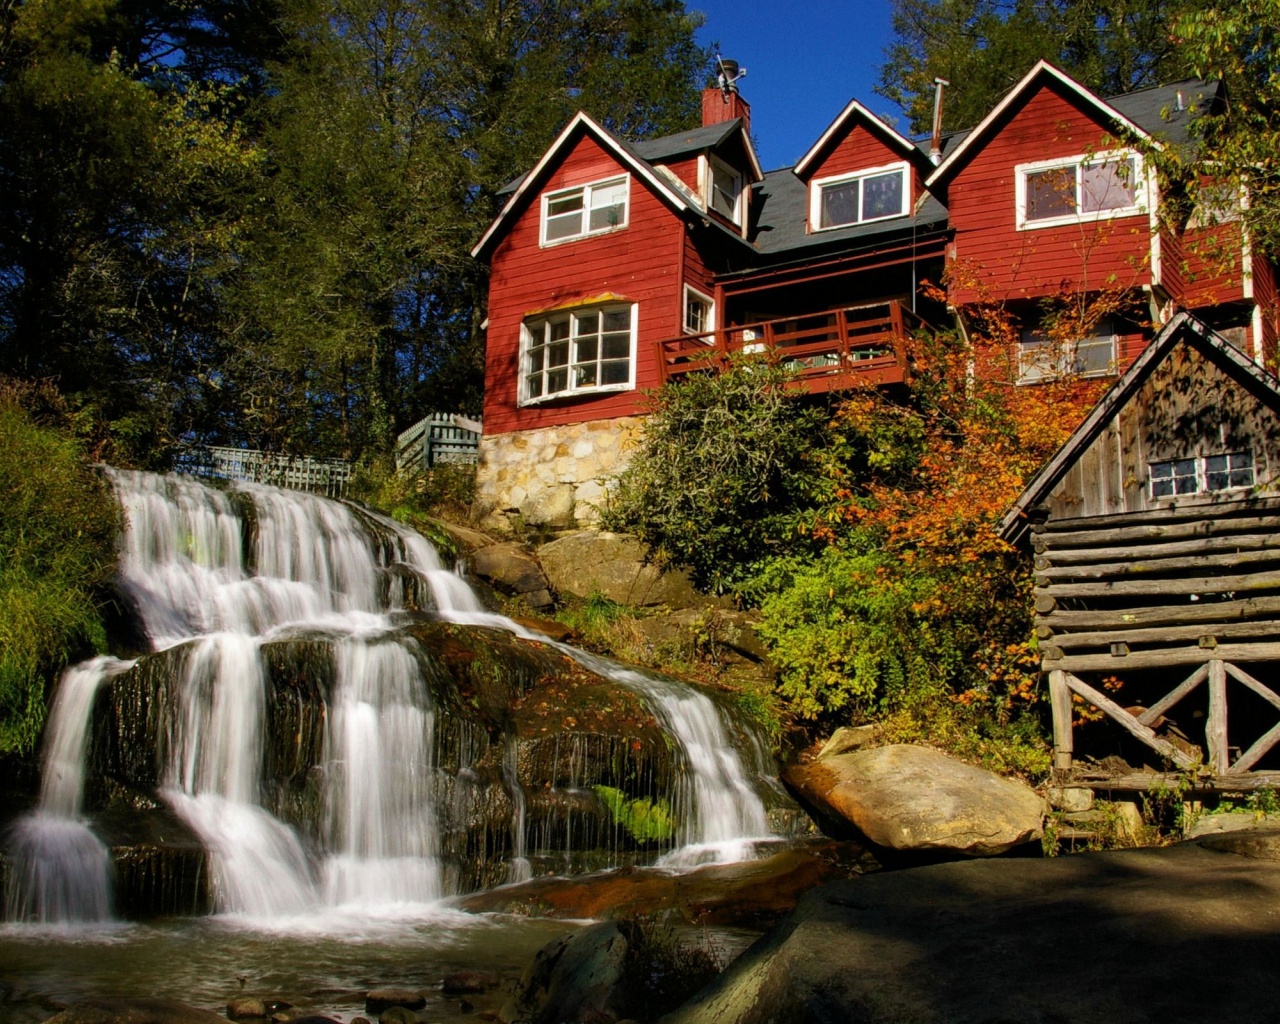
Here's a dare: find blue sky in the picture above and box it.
[692,0,901,170]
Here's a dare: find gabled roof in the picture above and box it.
[631,118,765,182]
[998,314,1280,544]
[927,60,1160,188]
[794,100,925,179]
[471,111,699,259]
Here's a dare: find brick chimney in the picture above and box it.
[702,87,751,134]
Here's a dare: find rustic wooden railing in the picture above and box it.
[655,300,918,393]
[396,413,482,471]
[174,446,355,498]
[1033,496,1280,780]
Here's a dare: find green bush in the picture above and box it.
[601,359,830,595]
[0,379,119,752]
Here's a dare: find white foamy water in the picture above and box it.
[8,469,779,925]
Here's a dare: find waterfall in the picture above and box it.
[7,470,778,925]
[3,657,132,924]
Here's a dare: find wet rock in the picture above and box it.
[458,1001,474,1014]
[376,1009,417,1024]
[433,519,497,553]
[226,997,267,1020]
[442,972,498,995]
[41,998,226,1024]
[453,841,876,926]
[277,1017,338,1024]
[509,617,575,642]
[365,990,425,1014]
[784,744,1045,856]
[536,531,703,609]
[469,543,554,610]
[514,921,629,1024]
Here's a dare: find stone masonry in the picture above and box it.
[473,415,644,533]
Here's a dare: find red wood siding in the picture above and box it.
[946,83,1154,306]
[800,121,910,183]
[1180,221,1247,309]
[483,136,686,436]
[660,155,700,195]
[1254,252,1278,366]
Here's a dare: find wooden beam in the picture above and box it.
[1076,771,1280,793]
[1044,569,1280,600]
[1137,663,1209,726]
[1039,532,1280,566]
[1062,673,1197,770]
[1035,595,1280,631]
[1049,642,1280,673]
[1229,720,1280,774]
[1036,547,1280,584]
[1223,662,1280,714]
[1208,660,1229,774]
[1036,498,1280,538]
[1049,669,1073,771]
[1045,620,1280,650]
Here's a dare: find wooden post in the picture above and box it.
[1049,669,1073,771]
[1207,659,1229,774]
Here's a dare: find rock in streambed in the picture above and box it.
[783,744,1045,856]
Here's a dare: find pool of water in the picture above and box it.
[0,908,758,1024]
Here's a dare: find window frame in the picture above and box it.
[1014,149,1147,231]
[683,286,716,336]
[1149,451,1255,501]
[808,161,910,232]
[703,154,743,226]
[519,302,638,406]
[1015,322,1119,385]
[539,174,631,247]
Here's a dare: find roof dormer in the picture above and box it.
[793,100,932,234]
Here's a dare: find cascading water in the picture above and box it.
[4,657,133,924]
[5,469,778,925]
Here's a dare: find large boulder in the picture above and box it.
[783,744,1044,856]
[468,542,553,610]
[660,842,1280,1024]
[509,921,630,1024]
[536,531,703,608]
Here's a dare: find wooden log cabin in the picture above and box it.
[1000,313,1280,790]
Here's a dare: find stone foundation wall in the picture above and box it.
[474,416,645,533]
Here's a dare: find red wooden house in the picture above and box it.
[470,61,1277,532]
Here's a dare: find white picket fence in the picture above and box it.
[174,446,355,498]
[396,413,482,471]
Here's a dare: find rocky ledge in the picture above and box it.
[661,831,1280,1024]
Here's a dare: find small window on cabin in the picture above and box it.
[1149,452,1254,500]
[707,156,742,225]
[540,175,629,245]
[811,164,908,231]
[1017,152,1143,229]
[522,304,635,404]
[684,287,715,336]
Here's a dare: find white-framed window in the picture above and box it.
[1150,451,1254,499]
[705,155,743,225]
[521,303,637,404]
[683,286,715,335]
[540,175,629,245]
[1015,151,1146,229]
[1016,321,1118,384]
[809,162,909,231]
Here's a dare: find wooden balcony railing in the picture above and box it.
[656,300,918,393]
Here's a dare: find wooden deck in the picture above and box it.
[655,300,917,393]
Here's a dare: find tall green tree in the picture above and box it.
[229,0,711,460]
[877,0,1198,134]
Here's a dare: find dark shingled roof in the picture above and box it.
[1106,78,1222,148]
[630,119,743,162]
[749,168,949,255]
